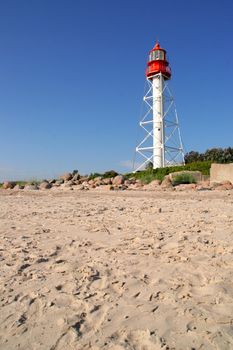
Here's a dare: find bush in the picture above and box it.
[103,170,118,178]
[172,173,196,186]
[89,170,119,180]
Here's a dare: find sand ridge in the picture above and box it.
[0,190,233,349]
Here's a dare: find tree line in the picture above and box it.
[185,147,233,164]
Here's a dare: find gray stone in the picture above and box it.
[102,178,112,185]
[72,173,80,181]
[24,184,39,190]
[55,179,64,185]
[60,172,73,181]
[169,171,202,183]
[13,184,24,190]
[112,175,125,186]
[39,182,52,190]
[2,181,16,189]
[49,179,56,184]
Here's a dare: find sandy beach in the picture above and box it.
[0,189,233,349]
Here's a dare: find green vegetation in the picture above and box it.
[126,161,211,184]
[185,147,233,164]
[89,170,118,180]
[172,173,196,186]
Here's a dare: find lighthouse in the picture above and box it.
[135,41,184,171]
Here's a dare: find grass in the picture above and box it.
[172,173,196,186]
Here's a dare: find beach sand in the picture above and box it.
[0,189,233,349]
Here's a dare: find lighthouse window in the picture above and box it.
[149,50,165,61]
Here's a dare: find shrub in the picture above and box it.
[89,170,119,180]
[103,170,118,178]
[172,173,196,186]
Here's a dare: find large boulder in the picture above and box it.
[102,178,112,185]
[93,176,102,182]
[63,180,75,187]
[13,184,24,190]
[72,173,81,181]
[143,179,161,190]
[49,179,56,184]
[2,181,16,189]
[161,175,173,189]
[39,182,52,190]
[169,171,202,183]
[55,179,64,185]
[112,175,125,186]
[88,179,95,186]
[24,184,39,190]
[60,172,73,181]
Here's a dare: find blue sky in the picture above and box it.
[0,0,232,180]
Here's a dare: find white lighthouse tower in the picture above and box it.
[135,42,184,171]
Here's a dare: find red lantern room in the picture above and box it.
[146,42,171,80]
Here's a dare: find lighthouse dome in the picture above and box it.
[146,42,171,80]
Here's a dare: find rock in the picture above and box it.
[24,184,39,190]
[215,181,233,190]
[128,183,144,190]
[73,180,82,185]
[64,180,75,188]
[161,175,173,189]
[13,184,24,190]
[174,183,197,191]
[124,180,132,186]
[196,181,212,191]
[88,179,95,185]
[39,182,52,190]
[112,175,125,186]
[118,184,128,190]
[144,179,161,190]
[55,179,64,185]
[49,179,56,184]
[60,172,72,181]
[129,177,136,184]
[93,176,102,182]
[95,180,104,186]
[75,184,85,190]
[2,181,16,189]
[102,178,112,185]
[80,176,89,183]
[72,173,80,181]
